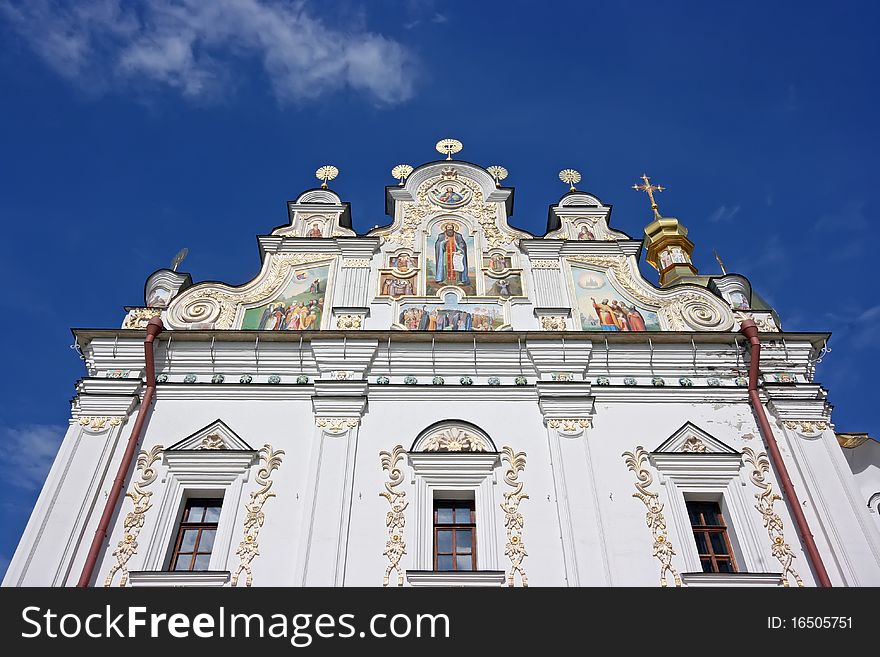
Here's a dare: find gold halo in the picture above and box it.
[315,165,339,188]
[391,164,413,183]
[435,138,463,160]
[487,165,508,183]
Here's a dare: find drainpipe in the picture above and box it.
[76,316,164,587]
[739,319,832,587]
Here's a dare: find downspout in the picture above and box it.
[739,319,832,587]
[77,316,164,587]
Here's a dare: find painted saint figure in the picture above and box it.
[437,186,463,204]
[592,298,619,331]
[434,223,470,285]
[577,224,595,240]
[306,223,323,238]
[489,253,507,272]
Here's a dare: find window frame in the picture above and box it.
[686,500,738,574]
[433,498,477,572]
[169,497,223,572]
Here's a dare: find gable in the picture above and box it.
[653,422,739,455]
[167,419,255,452]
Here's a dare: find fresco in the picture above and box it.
[398,296,504,331]
[425,221,477,296]
[380,273,417,298]
[389,253,418,272]
[571,265,660,331]
[484,253,512,272]
[484,273,523,298]
[241,264,329,330]
[304,220,325,238]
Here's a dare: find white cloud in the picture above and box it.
[0,424,64,490]
[707,204,741,223]
[1,0,416,104]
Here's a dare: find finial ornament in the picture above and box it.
[713,249,728,275]
[559,168,581,192]
[315,165,339,189]
[487,165,508,187]
[170,248,188,272]
[391,164,413,185]
[435,138,463,160]
[632,173,665,219]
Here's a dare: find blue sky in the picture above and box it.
[0,0,877,577]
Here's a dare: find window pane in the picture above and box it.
[193,554,211,571]
[436,530,453,553]
[700,557,714,573]
[198,529,216,553]
[455,506,472,524]
[436,507,454,524]
[179,529,198,552]
[702,505,720,526]
[716,559,735,573]
[203,504,222,523]
[687,506,703,526]
[693,532,709,554]
[173,555,192,571]
[456,555,473,571]
[437,555,454,571]
[456,530,472,553]
[187,504,205,522]
[710,532,729,555]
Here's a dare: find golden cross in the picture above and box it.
[632,174,665,219]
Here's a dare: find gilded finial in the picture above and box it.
[487,165,508,187]
[315,165,339,189]
[559,168,581,192]
[435,138,463,160]
[713,249,728,275]
[632,174,665,219]
[391,164,413,185]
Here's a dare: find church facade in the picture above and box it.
[5,143,880,587]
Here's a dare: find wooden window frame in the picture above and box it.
[687,500,738,574]
[169,498,223,572]
[433,499,477,572]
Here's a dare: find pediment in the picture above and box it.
[652,422,739,455]
[167,419,254,452]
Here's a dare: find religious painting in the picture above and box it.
[425,221,477,296]
[484,272,524,298]
[304,220,325,238]
[241,264,329,330]
[728,291,750,310]
[484,253,512,272]
[389,253,418,273]
[574,222,596,241]
[571,265,661,332]
[147,286,171,308]
[428,180,472,209]
[379,272,417,298]
[398,296,504,331]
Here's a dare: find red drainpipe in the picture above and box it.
[739,319,832,587]
[77,316,164,587]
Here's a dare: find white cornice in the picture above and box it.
[405,570,506,587]
[127,571,231,587]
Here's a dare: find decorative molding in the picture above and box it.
[315,417,360,434]
[230,444,285,587]
[531,259,561,269]
[783,420,829,436]
[540,315,567,330]
[500,446,529,587]
[622,446,682,587]
[734,311,780,332]
[128,571,230,587]
[78,416,124,432]
[420,426,488,452]
[122,307,162,329]
[741,448,804,587]
[379,445,408,587]
[104,445,163,587]
[198,433,227,450]
[335,314,363,329]
[405,570,506,587]
[342,258,372,268]
[547,418,592,434]
[682,436,707,453]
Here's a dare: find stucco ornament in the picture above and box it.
[622,446,682,587]
[316,417,360,434]
[122,307,162,329]
[379,445,408,587]
[682,436,707,453]
[198,433,227,450]
[501,446,529,587]
[104,444,163,587]
[166,252,332,329]
[783,420,828,437]
[547,418,592,435]
[78,416,123,432]
[541,315,567,331]
[336,315,363,329]
[230,444,285,587]
[742,447,804,587]
[422,426,488,452]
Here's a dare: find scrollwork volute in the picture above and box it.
[379,445,408,587]
[166,252,334,329]
[501,446,529,587]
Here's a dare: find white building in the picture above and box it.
[5,144,880,588]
